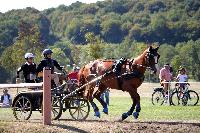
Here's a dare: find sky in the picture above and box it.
[0,0,104,13]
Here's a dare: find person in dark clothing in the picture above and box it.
[16,53,37,83]
[36,49,64,87]
[0,89,12,108]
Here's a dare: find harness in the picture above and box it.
[122,70,145,82]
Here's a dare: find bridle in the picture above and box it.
[145,50,160,71]
[128,50,160,72]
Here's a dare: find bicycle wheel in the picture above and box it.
[152,90,165,105]
[184,90,199,106]
[171,91,181,106]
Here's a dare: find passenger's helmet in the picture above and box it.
[24,53,34,59]
[42,49,53,55]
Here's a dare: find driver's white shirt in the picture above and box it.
[3,95,11,105]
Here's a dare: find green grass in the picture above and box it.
[94,97,200,121]
[0,97,200,122]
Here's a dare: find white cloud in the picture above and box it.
[0,0,104,13]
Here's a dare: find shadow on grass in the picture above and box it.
[58,118,200,127]
[52,123,88,133]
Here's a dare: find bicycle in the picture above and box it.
[171,83,199,106]
[152,82,199,106]
[152,83,175,105]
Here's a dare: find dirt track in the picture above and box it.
[1,120,200,133]
[1,82,200,132]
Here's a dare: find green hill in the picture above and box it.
[0,0,200,82]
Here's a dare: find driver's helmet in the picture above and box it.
[24,53,34,60]
[42,49,53,55]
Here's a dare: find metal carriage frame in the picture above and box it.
[12,80,90,121]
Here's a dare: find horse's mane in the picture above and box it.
[133,49,147,64]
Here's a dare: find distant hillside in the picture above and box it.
[0,0,199,50]
[43,0,200,44]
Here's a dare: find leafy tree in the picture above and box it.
[129,24,143,41]
[85,32,104,59]
[101,19,123,43]
[158,44,177,67]
[148,1,166,13]
[51,47,70,66]
[0,21,45,71]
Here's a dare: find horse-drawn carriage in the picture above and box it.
[12,46,160,121]
[12,72,90,121]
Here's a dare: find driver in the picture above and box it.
[36,49,64,87]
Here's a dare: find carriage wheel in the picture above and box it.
[69,97,90,120]
[51,95,62,120]
[152,90,165,105]
[13,96,32,120]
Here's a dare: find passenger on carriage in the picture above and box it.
[16,53,37,83]
[36,49,64,87]
[68,66,80,83]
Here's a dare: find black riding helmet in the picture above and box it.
[42,49,53,58]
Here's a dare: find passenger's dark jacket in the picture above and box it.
[17,62,37,83]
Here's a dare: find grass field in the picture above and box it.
[0,83,200,132]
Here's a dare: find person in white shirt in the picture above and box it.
[0,89,12,108]
[176,67,188,90]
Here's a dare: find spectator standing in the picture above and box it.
[0,89,12,108]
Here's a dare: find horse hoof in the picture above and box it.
[103,107,108,114]
[122,113,129,121]
[133,112,139,119]
[94,111,100,118]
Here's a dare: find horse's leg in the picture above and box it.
[132,92,141,119]
[88,85,101,118]
[122,91,137,121]
[93,84,108,114]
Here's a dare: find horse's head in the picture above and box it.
[145,46,160,74]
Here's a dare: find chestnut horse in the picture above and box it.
[78,58,131,100]
[78,46,160,120]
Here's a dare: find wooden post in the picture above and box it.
[43,68,51,125]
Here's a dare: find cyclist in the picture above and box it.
[176,67,188,92]
[16,53,37,83]
[159,64,173,98]
[36,49,64,87]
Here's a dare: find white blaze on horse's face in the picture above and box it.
[154,56,158,64]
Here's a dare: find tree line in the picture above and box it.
[0,0,200,82]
